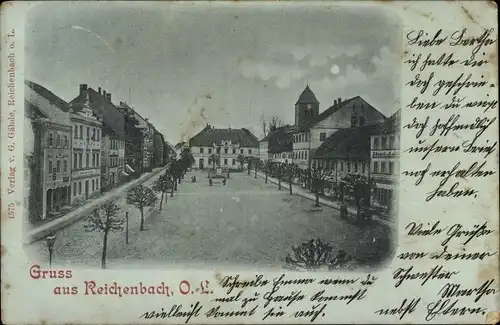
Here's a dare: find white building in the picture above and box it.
[68,92,103,203]
[189,125,259,170]
[290,85,386,169]
[370,110,400,214]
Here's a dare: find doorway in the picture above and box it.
[199,158,204,170]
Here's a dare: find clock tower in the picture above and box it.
[295,85,319,127]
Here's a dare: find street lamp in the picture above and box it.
[45,232,57,268]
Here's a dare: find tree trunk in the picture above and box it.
[265,171,268,183]
[289,177,293,195]
[174,179,178,191]
[254,166,257,178]
[170,185,174,197]
[315,186,320,207]
[101,231,108,269]
[248,163,251,175]
[278,176,281,190]
[159,192,164,210]
[140,207,145,231]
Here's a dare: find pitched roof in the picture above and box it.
[313,124,382,160]
[262,125,293,153]
[25,80,69,112]
[69,88,125,139]
[291,96,385,132]
[189,126,259,148]
[295,85,319,104]
[25,81,71,125]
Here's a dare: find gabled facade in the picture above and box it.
[291,91,386,169]
[69,85,126,190]
[189,125,259,170]
[25,81,73,220]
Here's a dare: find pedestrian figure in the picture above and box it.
[222,178,226,186]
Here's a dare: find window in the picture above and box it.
[64,160,67,172]
[86,152,90,167]
[208,148,212,154]
[381,161,387,174]
[64,135,68,147]
[354,163,358,173]
[232,159,236,165]
[92,179,95,191]
[224,158,228,165]
[87,127,90,139]
[73,183,77,196]
[305,151,307,159]
[381,136,387,149]
[224,148,228,154]
[359,116,366,126]
[373,137,380,149]
[249,149,252,154]
[96,129,99,141]
[362,163,366,173]
[79,153,83,168]
[341,162,344,171]
[347,162,351,173]
[320,133,326,141]
[56,134,61,147]
[74,153,78,169]
[389,162,395,174]
[74,125,78,138]
[96,179,99,189]
[351,113,358,127]
[48,161,53,174]
[79,126,83,138]
[56,160,61,173]
[389,136,395,149]
[216,148,221,154]
[240,149,244,154]
[48,133,53,146]
[92,154,96,167]
[79,182,82,194]
[373,161,379,173]
[233,149,236,154]
[96,153,99,167]
[200,147,204,153]
[92,128,96,140]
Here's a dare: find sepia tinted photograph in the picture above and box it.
[23,2,401,271]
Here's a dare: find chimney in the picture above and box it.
[98,87,102,94]
[333,99,337,106]
[79,84,88,96]
[103,90,107,98]
[338,97,341,104]
[106,93,111,101]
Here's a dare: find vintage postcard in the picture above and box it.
[1,1,498,324]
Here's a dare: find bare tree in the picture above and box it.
[311,167,333,207]
[260,113,267,137]
[152,174,173,210]
[237,154,245,171]
[268,116,284,132]
[126,185,158,231]
[260,160,271,184]
[284,239,333,271]
[83,201,124,269]
[284,163,299,195]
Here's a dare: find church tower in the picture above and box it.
[295,85,319,127]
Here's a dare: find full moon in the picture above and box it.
[330,65,340,75]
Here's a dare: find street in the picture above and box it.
[25,170,393,270]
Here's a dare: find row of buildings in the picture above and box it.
[188,85,400,213]
[24,81,174,221]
